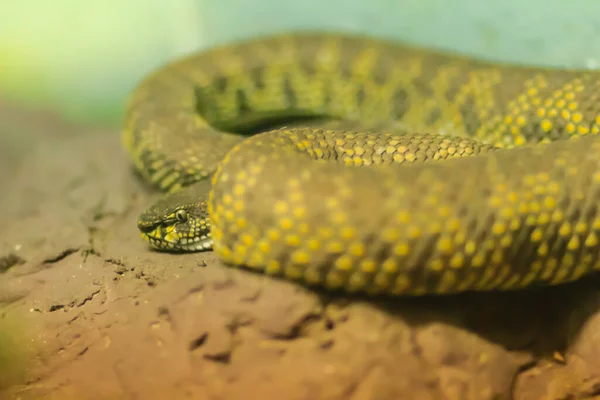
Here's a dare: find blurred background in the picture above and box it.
[1,0,600,129]
[0,1,599,394]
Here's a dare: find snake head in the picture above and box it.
[137,183,213,252]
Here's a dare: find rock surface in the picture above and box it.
[1,101,600,400]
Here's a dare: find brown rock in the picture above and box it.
[1,103,600,400]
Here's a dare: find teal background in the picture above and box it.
[1,0,599,127]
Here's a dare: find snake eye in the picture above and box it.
[175,209,188,222]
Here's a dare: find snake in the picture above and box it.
[122,32,600,296]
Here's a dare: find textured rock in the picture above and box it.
[1,105,599,400]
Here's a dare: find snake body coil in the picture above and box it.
[123,32,600,296]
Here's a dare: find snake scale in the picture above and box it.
[122,32,600,296]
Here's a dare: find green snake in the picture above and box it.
[122,32,600,296]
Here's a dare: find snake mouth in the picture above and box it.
[140,228,213,252]
[173,234,214,252]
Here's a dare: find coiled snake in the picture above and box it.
[122,32,600,296]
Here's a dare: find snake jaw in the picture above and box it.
[138,221,213,252]
[141,230,213,252]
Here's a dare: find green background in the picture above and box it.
[1,0,599,127]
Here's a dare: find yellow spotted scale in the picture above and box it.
[122,32,600,296]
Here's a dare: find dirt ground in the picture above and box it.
[1,100,600,400]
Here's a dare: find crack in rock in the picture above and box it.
[48,284,103,312]
[105,258,126,268]
[42,248,79,265]
[264,312,324,341]
[77,288,101,307]
[189,333,208,352]
[0,253,25,272]
[135,270,157,287]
